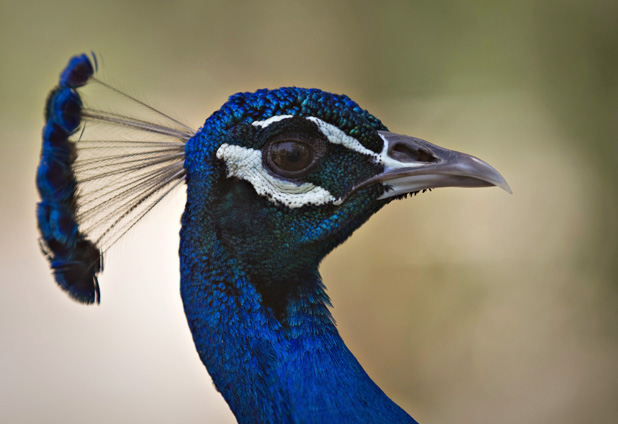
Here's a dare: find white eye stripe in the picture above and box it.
[251,115,294,128]
[252,115,372,153]
[252,115,376,156]
[305,117,379,160]
[216,143,340,208]
[252,115,380,160]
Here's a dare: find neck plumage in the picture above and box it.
[179,181,416,424]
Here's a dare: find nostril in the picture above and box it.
[389,143,438,163]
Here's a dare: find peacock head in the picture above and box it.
[38,54,510,311]
[183,87,510,289]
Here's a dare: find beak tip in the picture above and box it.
[498,181,513,194]
[372,131,513,197]
[469,155,511,194]
[487,169,512,194]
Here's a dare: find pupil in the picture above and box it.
[271,141,313,173]
[286,145,303,162]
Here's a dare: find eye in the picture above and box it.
[265,139,316,177]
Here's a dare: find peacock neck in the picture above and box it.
[179,180,416,423]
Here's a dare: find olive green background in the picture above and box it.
[1,0,616,423]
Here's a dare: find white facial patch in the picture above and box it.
[216,143,339,208]
[216,115,391,208]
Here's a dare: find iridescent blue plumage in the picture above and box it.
[38,54,510,423]
[37,53,188,305]
[181,88,416,423]
[37,54,101,304]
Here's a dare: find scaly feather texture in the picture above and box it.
[37,54,510,423]
[181,91,413,421]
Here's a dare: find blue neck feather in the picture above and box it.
[180,215,415,423]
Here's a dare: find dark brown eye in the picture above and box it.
[266,140,315,176]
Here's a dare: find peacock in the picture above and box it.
[36,53,510,423]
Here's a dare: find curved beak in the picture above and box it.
[350,131,511,200]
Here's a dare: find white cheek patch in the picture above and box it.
[216,143,339,208]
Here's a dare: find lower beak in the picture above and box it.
[352,131,511,199]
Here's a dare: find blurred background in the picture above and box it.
[1,0,616,423]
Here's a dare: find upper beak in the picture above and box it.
[349,131,511,200]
